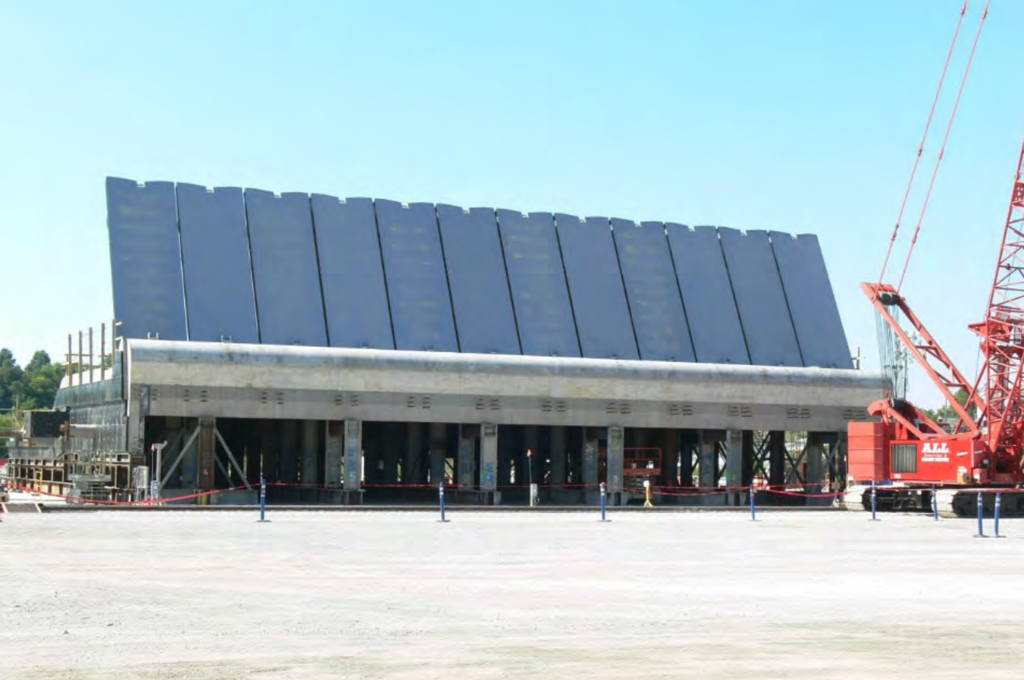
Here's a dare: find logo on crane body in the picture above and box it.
[922,442,951,454]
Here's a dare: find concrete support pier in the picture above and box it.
[480,423,498,503]
[458,425,476,488]
[198,417,216,491]
[343,420,363,504]
[607,426,624,505]
[429,423,447,484]
[324,421,343,487]
[301,420,318,486]
[583,428,599,505]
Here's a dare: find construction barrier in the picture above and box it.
[438,481,449,523]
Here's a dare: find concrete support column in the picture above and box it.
[680,431,698,487]
[549,426,567,488]
[260,421,278,483]
[497,426,513,487]
[769,431,787,488]
[381,424,402,485]
[198,417,216,491]
[805,432,826,491]
[661,428,680,486]
[429,423,447,484]
[458,425,476,488]
[344,420,362,491]
[301,420,319,485]
[280,420,299,484]
[404,423,424,485]
[835,431,848,488]
[324,421,343,487]
[583,428,599,504]
[725,430,743,504]
[607,426,625,504]
[524,425,540,488]
[742,431,754,488]
[699,430,721,488]
[480,423,498,500]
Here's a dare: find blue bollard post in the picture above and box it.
[438,480,449,523]
[749,485,756,522]
[995,492,1003,538]
[870,480,879,521]
[932,484,939,521]
[257,476,270,523]
[599,482,609,522]
[974,491,985,538]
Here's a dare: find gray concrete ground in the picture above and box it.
[0,510,1021,679]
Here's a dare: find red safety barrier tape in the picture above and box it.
[6,483,248,506]
[764,488,845,499]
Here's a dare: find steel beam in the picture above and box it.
[161,425,200,489]
[214,427,251,489]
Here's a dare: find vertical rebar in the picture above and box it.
[77,331,83,387]
[100,322,106,381]
[88,327,94,383]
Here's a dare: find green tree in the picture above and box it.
[0,349,67,460]
[922,387,978,424]
[0,349,23,411]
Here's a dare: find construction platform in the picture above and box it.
[5,177,885,505]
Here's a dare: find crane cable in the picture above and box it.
[897,0,991,293]
[879,0,969,284]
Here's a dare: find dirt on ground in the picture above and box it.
[0,509,1021,679]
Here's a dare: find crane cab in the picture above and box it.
[848,421,986,486]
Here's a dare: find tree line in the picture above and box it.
[0,349,66,459]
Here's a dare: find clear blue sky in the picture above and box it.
[2,0,1021,407]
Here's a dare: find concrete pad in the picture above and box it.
[0,512,1021,679]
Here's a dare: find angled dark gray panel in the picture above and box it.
[311,195,394,350]
[556,215,638,360]
[717,227,803,367]
[497,210,580,358]
[176,184,259,344]
[436,205,520,355]
[375,200,458,352]
[612,219,695,362]
[244,189,327,347]
[666,224,749,364]
[770,232,853,369]
[106,177,187,341]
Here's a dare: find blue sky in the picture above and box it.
[1,0,1021,407]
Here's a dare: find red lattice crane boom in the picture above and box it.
[969,138,1024,468]
[846,0,1024,494]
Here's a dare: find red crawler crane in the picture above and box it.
[851,137,1024,492]
[846,1,1024,514]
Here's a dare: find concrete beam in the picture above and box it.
[125,340,884,432]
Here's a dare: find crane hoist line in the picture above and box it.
[844,0,1024,517]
